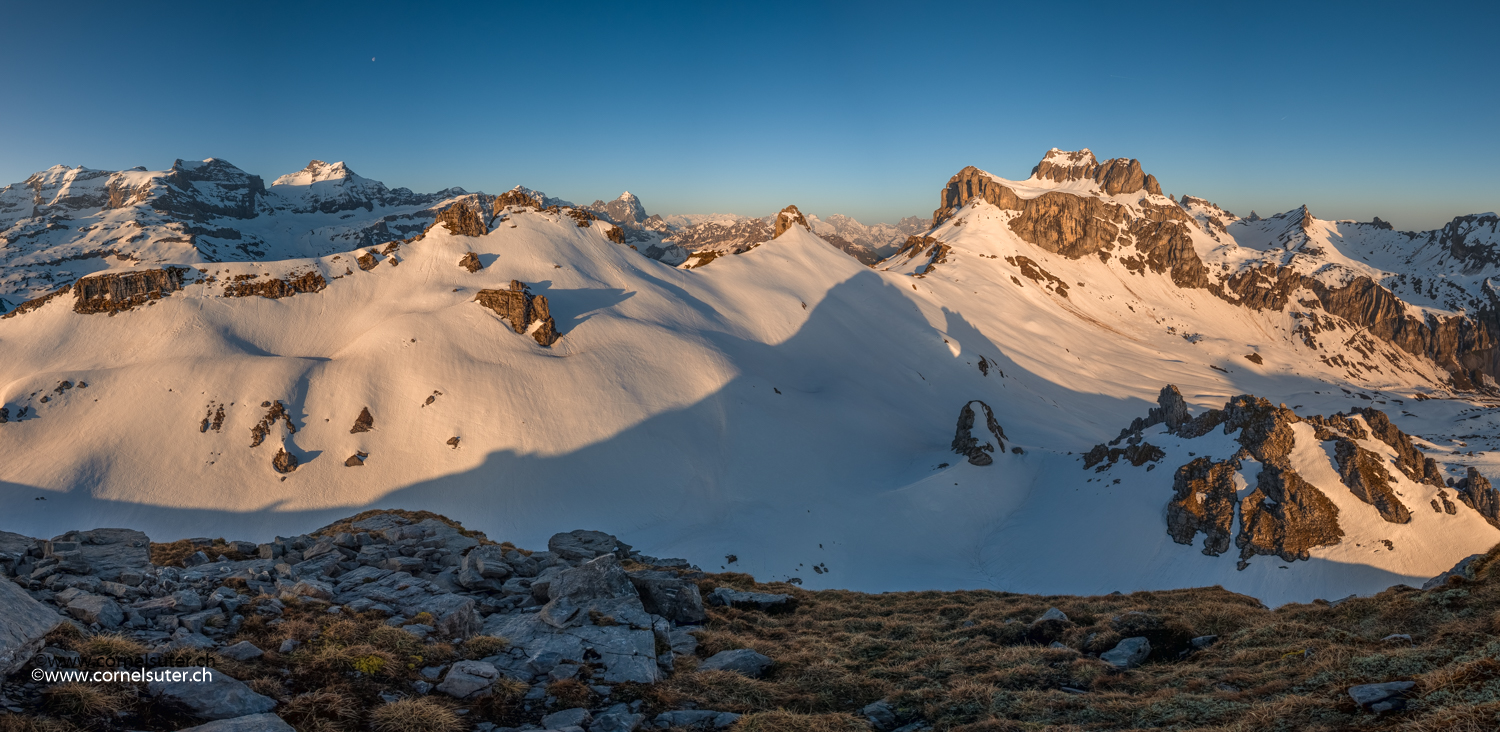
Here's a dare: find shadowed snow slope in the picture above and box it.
[4,158,1500,606]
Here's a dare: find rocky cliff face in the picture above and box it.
[73,268,189,314]
[1030,148,1163,197]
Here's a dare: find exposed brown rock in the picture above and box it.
[1455,467,1500,529]
[475,280,560,347]
[199,403,225,434]
[351,407,374,434]
[1244,353,1264,365]
[772,205,810,239]
[446,436,461,449]
[273,447,298,474]
[73,268,189,314]
[250,401,295,448]
[345,451,368,467]
[430,201,487,237]
[565,208,598,228]
[1236,463,1344,566]
[1005,256,1069,298]
[1167,458,1239,556]
[1353,408,1445,486]
[1333,439,1411,524]
[458,252,482,273]
[224,271,327,299]
[604,225,626,245]
[1031,149,1164,197]
[356,252,378,271]
[1305,413,1369,441]
[495,189,543,210]
[1083,442,1165,470]
[952,400,1007,466]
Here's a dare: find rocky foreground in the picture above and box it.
[2,510,1500,732]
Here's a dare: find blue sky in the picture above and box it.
[1,1,1495,229]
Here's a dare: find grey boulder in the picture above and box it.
[698,648,773,678]
[543,707,593,729]
[1100,637,1151,669]
[66,594,124,628]
[177,714,295,731]
[148,667,277,720]
[541,555,645,629]
[436,660,499,699]
[628,570,707,625]
[549,530,632,562]
[219,641,265,661]
[591,711,645,732]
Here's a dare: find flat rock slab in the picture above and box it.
[49,528,150,582]
[699,648,773,678]
[1349,681,1416,711]
[706,587,793,613]
[148,667,277,720]
[178,714,295,732]
[0,573,63,676]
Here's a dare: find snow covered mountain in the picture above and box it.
[2,149,1499,606]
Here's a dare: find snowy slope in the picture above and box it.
[3,152,1500,607]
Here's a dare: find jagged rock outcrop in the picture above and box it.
[1236,463,1345,567]
[224,271,327,299]
[73,267,189,314]
[772,205,810,238]
[1166,458,1239,556]
[350,407,374,434]
[1333,439,1411,524]
[458,252,482,272]
[1,286,70,319]
[1083,442,1165,470]
[1455,468,1500,529]
[1030,149,1163,196]
[475,280,559,346]
[429,201,488,237]
[952,400,1007,466]
[1149,385,1191,431]
[1354,408,1445,486]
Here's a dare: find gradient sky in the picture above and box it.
[2,1,1495,230]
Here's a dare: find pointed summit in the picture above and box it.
[271,160,359,187]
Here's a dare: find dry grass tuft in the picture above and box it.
[281,688,362,732]
[547,678,595,709]
[463,635,509,659]
[368,698,462,732]
[148,537,248,567]
[732,710,870,732]
[40,683,123,719]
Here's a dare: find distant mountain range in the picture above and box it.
[2,148,1499,606]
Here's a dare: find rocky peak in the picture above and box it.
[588,191,649,227]
[1030,148,1163,197]
[1031,148,1099,182]
[271,160,358,187]
[772,205,810,239]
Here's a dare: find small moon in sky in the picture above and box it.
[371,57,376,62]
